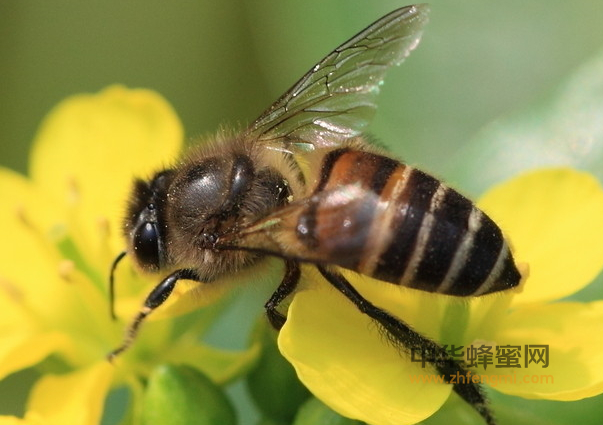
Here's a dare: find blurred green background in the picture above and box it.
[2,0,603,185]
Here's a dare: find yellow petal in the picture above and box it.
[491,301,603,400]
[0,167,63,235]
[0,269,34,333]
[478,168,603,305]
[0,169,68,322]
[0,187,107,340]
[25,362,114,425]
[112,263,229,323]
[279,278,452,425]
[30,86,183,268]
[348,272,516,347]
[0,168,112,364]
[0,332,70,381]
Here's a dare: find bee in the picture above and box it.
[109,5,521,425]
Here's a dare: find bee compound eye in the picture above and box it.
[133,222,161,269]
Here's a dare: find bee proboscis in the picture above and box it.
[109,5,522,425]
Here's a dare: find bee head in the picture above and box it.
[123,170,175,272]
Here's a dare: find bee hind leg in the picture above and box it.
[264,260,301,330]
[107,268,201,361]
[316,265,496,425]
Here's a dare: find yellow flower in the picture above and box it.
[4,85,602,425]
[278,168,603,424]
[0,86,257,425]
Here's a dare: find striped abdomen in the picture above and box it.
[298,148,521,297]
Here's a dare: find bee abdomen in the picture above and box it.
[310,149,521,296]
[366,164,520,296]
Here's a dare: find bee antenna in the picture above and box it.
[109,251,127,320]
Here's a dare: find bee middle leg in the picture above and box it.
[264,260,301,330]
[107,268,201,361]
[316,265,496,425]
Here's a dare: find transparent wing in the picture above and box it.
[245,4,429,153]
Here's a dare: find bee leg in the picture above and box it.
[316,265,496,425]
[107,268,200,361]
[264,260,301,330]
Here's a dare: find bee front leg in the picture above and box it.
[107,268,201,361]
[264,260,301,330]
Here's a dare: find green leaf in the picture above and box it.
[142,364,236,425]
[246,320,311,423]
[255,418,288,425]
[487,390,603,425]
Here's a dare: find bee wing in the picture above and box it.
[245,4,429,153]
[218,184,375,267]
